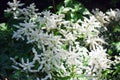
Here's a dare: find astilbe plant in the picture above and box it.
[5,0,111,80]
[93,8,120,79]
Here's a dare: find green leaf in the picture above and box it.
[113,26,120,32]
[0,23,7,31]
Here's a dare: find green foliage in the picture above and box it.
[0,23,33,79]
[56,0,90,22]
[100,16,120,80]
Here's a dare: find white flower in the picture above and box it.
[86,37,106,50]
[9,1,110,79]
[7,1,24,11]
[12,21,36,40]
[93,8,120,25]
[32,48,41,62]
[79,16,101,39]
[106,9,120,21]
[88,46,110,74]
[11,58,35,72]
[63,32,77,41]
[12,30,24,40]
[106,9,116,20]
[40,11,64,31]
[4,1,24,19]
[92,9,109,24]
[115,9,120,21]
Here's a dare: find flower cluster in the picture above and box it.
[6,1,111,80]
[92,8,120,25]
[92,8,120,79]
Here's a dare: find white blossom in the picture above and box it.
[4,1,24,19]
[92,9,110,25]
[8,1,111,79]
[93,8,120,25]
[88,46,110,75]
